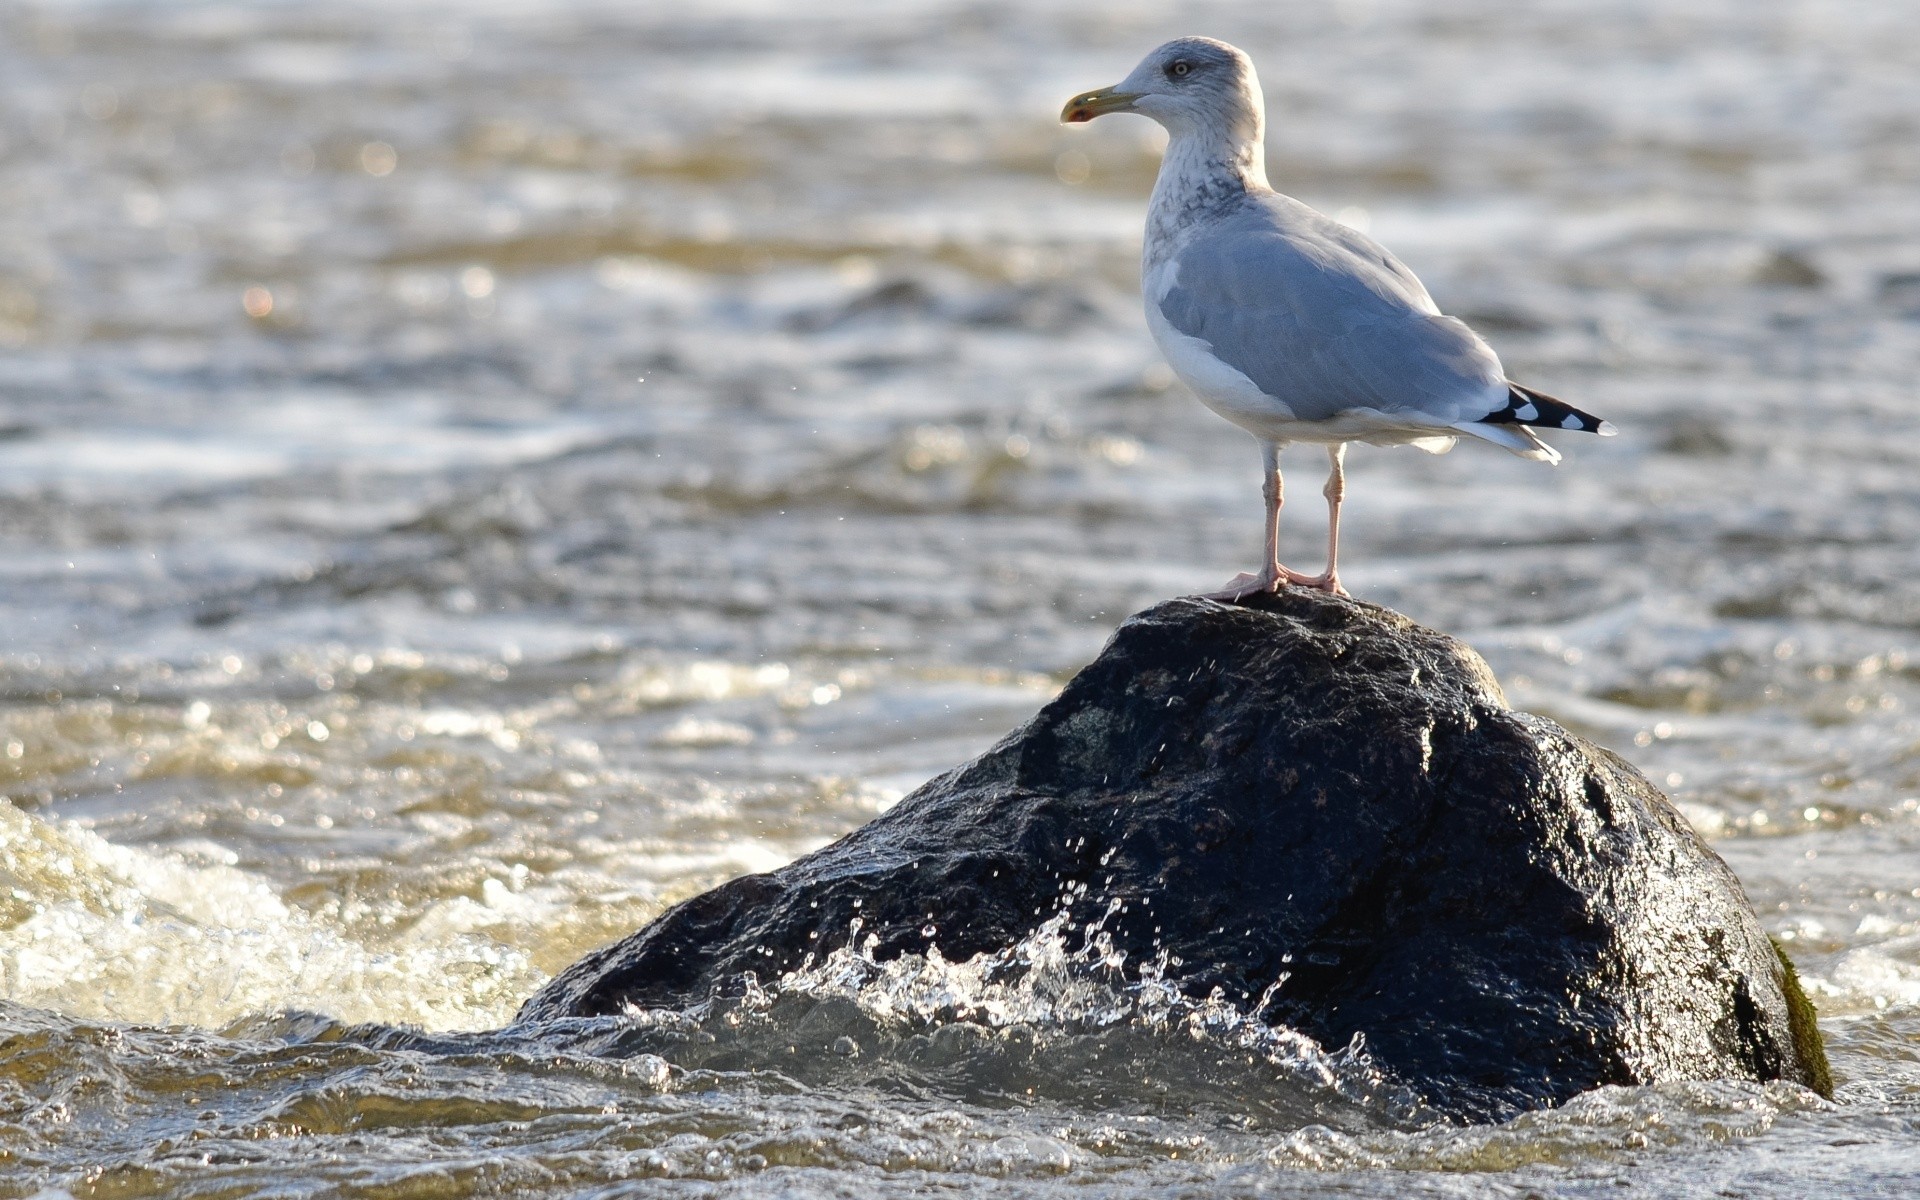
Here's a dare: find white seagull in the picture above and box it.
[1063,37,1614,598]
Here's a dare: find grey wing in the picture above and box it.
[1259,191,1443,312]
[1157,214,1506,424]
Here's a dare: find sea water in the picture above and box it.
[3,1,1919,1195]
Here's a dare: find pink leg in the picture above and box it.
[1291,444,1350,597]
[1201,440,1316,601]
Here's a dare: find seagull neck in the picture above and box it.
[1155,127,1268,194]
[1145,131,1269,263]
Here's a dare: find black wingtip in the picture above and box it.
[1479,383,1612,435]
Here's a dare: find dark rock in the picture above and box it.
[960,282,1105,332]
[785,278,935,332]
[1658,415,1737,458]
[1752,248,1824,289]
[521,590,1831,1120]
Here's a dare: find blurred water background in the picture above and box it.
[3,0,1920,1195]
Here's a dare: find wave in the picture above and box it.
[0,799,541,1030]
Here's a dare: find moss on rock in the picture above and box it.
[1772,937,1834,1099]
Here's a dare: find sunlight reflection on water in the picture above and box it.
[2,0,1920,1195]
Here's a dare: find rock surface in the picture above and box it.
[521,590,1831,1120]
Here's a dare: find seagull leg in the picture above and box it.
[1292,443,1351,597]
[1202,439,1312,600]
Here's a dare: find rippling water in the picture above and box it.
[3,0,1920,1195]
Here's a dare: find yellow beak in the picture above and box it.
[1061,86,1142,123]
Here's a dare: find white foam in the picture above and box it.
[1806,943,1920,1014]
[0,799,543,1030]
[764,898,1389,1106]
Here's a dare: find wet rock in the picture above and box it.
[960,282,1105,332]
[1658,415,1737,458]
[1752,248,1824,289]
[521,590,1831,1120]
[785,278,936,332]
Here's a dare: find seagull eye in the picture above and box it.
[1167,60,1192,78]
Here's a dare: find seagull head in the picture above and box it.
[1061,37,1263,142]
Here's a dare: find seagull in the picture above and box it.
[1063,37,1614,598]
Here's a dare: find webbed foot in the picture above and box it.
[1197,564,1318,601]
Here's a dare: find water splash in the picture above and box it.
[0,799,541,1029]
[533,897,1425,1129]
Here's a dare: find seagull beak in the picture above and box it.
[1061,86,1141,123]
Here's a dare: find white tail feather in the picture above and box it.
[1456,421,1561,464]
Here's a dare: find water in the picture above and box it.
[3,0,1919,1194]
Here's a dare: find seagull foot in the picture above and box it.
[1199,572,1274,602]
[1292,571,1349,598]
[1198,565,1318,602]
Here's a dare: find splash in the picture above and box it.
[0,799,542,1029]
[554,893,1426,1128]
